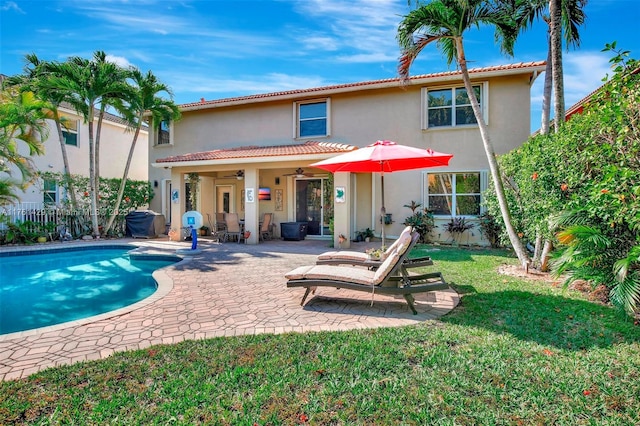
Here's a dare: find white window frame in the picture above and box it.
[62,118,79,147]
[43,178,58,205]
[421,82,489,130]
[293,98,331,139]
[155,119,173,146]
[423,171,488,217]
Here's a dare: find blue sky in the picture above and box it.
[1,0,638,132]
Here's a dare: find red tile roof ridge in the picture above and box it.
[155,140,357,163]
[183,61,546,109]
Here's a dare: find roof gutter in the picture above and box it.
[151,153,338,169]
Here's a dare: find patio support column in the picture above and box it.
[170,169,185,233]
[243,167,259,245]
[333,172,352,249]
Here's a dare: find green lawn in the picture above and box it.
[1,246,639,425]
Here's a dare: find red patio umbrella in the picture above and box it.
[311,140,453,247]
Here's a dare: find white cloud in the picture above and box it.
[1,1,24,13]
[164,71,331,100]
[562,51,611,106]
[105,54,133,68]
[292,0,407,64]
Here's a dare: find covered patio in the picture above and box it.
[151,141,362,247]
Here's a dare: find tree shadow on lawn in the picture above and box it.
[442,284,639,351]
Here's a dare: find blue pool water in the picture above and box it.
[0,247,178,335]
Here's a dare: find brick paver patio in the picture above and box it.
[0,237,459,381]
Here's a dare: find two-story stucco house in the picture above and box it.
[14,105,149,209]
[149,61,545,247]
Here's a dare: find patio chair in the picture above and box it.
[215,212,227,233]
[285,231,449,315]
[260,213,273,241]
[316,226,433,271]
[224,213,242,243]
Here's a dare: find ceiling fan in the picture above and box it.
[222,170,244,180]
[283,167,314,178]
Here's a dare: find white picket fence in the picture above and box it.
[0,202,130,238]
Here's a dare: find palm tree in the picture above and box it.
[8,53,80,207]
[0,85,49,199]
[103,69,180,234]
[44,51,131,237]
[397,0,530,266]
[508,0,587,134]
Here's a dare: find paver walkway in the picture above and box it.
[0,237,459,381]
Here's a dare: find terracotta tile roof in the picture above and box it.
[180,61,546,111]
[155,141,357,164]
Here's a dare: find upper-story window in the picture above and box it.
[422,84,485,129]
[156,120,171,145]
[62,118,79,146]
[295,99,330,138]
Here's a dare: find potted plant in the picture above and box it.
[365,247,384,260]
[363,228,375,242]
[199,225,209,236]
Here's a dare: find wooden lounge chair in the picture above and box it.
[285,231,449,315]
[316,226,433,271]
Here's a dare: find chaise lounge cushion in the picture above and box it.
[317,251,368,262]
[285,264,376,286]
[316,226,413,264]
[286,229,415,286]
[371,230,412,283]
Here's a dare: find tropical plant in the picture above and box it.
[486,48,640,314]
[43,51,132,238]
[442,217,476,245]
[0,83,49,200]
[6,53,79,207]
[403,201,435,243]
[505,0,587,133]
[478,211,502,248]
[397,0,529,266]
[103,68,180,234]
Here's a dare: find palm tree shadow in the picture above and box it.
[442,286,639,351]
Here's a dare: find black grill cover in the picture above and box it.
[125,210,166,238]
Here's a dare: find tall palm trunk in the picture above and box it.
[95,105,106,216]
[455,38,530,266]
[104,112,143,234]
[87,109,100,238]
[549,0,565,132]
[53,116,77,208]
[540,31,553,135]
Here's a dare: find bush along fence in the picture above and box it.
[0,173,153,245]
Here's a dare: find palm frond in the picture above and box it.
[609,272,640,315]
[613,245,640,282]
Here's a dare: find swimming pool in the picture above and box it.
[0,246,178,335]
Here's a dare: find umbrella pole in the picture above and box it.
[380,172,385,248]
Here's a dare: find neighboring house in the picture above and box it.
[11,104,149,209]
[149,61,546,247]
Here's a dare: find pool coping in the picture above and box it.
[0,241,190,342]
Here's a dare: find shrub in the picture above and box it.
[403,201,435,243]
[484,46,640,315]
[442,217,475,245]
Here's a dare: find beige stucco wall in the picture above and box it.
[149,70,537,245]
[16,108,149,206]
